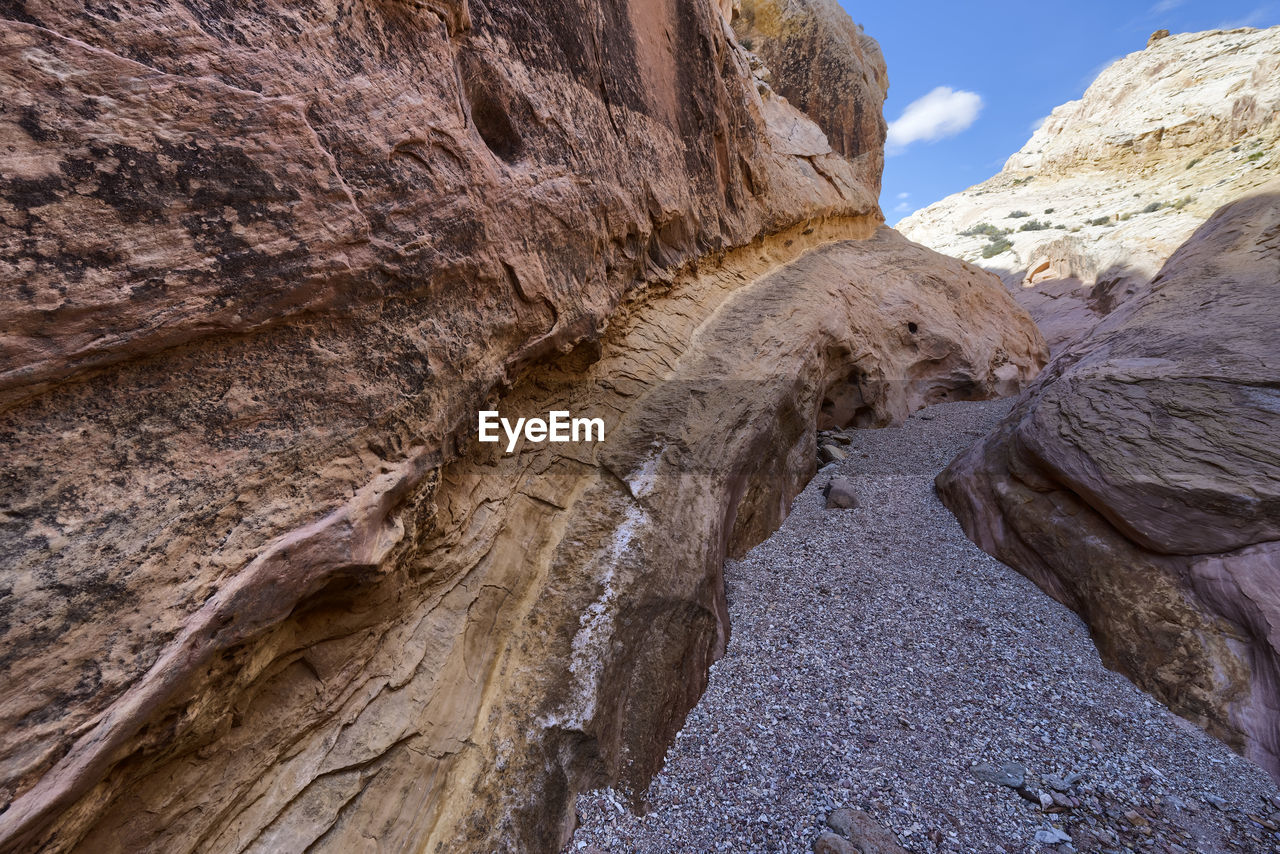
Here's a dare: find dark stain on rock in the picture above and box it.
[16,106,57,143]
[0,0,42,25]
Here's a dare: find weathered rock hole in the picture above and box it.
[907,321,919,334]
[818,367,876,430]
[469,86,522,162]
[460,56,525,163]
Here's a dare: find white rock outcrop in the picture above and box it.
[898,26,1280,352]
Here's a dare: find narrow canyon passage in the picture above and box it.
[572,400,1280,854]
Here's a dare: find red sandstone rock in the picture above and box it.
[0,1,1045,851]
[939,182,1280,783]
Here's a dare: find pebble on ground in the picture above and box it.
[571,399,1280,854]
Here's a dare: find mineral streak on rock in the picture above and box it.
[938,182,1280,784]
[0,1,1045,851]
[899,26,1280,352]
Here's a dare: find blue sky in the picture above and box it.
[837,1,1280,223]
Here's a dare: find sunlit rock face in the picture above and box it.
[899,26,1280,353]
[730,0,889,172]
[0,1,1044,851]
[939,183,1280,784]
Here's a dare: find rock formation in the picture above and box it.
[938,182,1280,782]
[0,1,1045,851]
[899,26,1280,352]
[730,0,889,168]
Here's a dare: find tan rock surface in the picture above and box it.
[731,0,889,180]
[899,26,1280,352]
[938,182,1280,782]
[0,1,1044,851]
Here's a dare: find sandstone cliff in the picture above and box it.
[0,1,1045,851]
[938,182,1280,782]
[730,0,889,170]
[899,26,1280,352]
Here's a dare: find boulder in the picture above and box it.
[938,183,1280,782]
[824,476,859,510]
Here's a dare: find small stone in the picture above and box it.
[825,809,909,853]
[813,831,857,854]
[1034,828,1072,844]
[1044,773,1073,792]
[1206,795,1228,811]
[1039,791,1054,809]
[1123,809,1148,827]
[824,476,859,510]
[818,443,848,464]
[970,761,1026,788]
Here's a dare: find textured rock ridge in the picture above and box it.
[899,26,1280,352]
[938,182,1280,782]
[731,0,888,173]
[0,1,1045,851]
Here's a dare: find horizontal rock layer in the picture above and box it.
[938,183,1280,783]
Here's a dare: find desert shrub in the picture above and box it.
[1141,201,1164,213]
[1247,151,1264,162]
[1172,195,1193,209]
[981,237,1013,258]
[1087,215,1111,226]
[1008,210,1030,218]
[1186,157,1201,169]
[1018,219,1051,231]
[959,222,1007,238]
[1043,208,1055,214]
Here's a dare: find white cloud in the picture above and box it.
[893,201,912,214]
[896,191,910,199]
[886,87,983,153]
[1150,0,1184,13]
[1030,116,1048,132]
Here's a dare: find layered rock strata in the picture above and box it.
[899,26,1280,352]
[938,183,1280,782]
[0,0,1045,851]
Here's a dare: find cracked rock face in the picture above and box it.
[899,26,1280,354]
[938,183,1280,784]
[731,0,888,170]
[1,1,1044,851]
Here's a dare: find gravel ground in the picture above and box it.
[571,399,1280,854]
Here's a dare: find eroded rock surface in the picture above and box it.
[0,1,1044,851]
[899,26,1280,352]
[938,183,1280,782]
[731,0,889,170]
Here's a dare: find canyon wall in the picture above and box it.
[731,0,888,166]
[899,26,1280,352]
[938,183,1280,782]
[0,1,1045,851]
